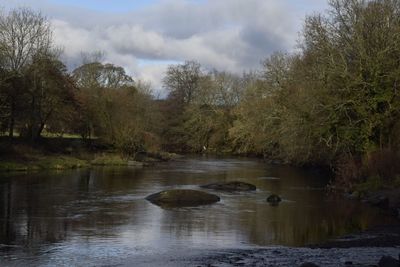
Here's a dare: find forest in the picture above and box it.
[1,0,400,191]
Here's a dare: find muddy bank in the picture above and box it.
[186,247,399,267]
[180,223,400,267]
[309,224,400,249]
[119,225,400,266]
[121,247,399,267]
[160,223,400,267]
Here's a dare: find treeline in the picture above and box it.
[161,0,400,189]
[1,1,400,188]
[0,8,158,158]
[248,0,400,189]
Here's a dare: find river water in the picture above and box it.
[0,157,396,266]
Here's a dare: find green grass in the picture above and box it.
[91,154,128,166]
[0,156,89,172]
[0,153,151,172]
[40,132,85,139]
[0,162,29,172]
[35,156,89,170]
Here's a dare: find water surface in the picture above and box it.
[0,156,395,266]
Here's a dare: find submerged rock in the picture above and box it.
[267,194,282,205]
[200,181,256,192]
[378,255,399,267]
[146,189,220,208]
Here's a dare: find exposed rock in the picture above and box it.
[200,181,256,192]
[378,255,399,267]
[300,262,320,267]
[146,189,220,208]
[267,194,282,205]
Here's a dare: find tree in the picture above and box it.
[160,61,203,151]
[300,0,400,157]
[72,61,134,140]
[73,62,134,90]
[111,84,160,157]
[229,0,400,188]
[21,52,78,140]
[0,8,52,137]
[163,60,202,106]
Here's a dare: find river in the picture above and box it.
[0,156,397,266]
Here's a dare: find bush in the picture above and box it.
[355,175,384,193]
[91,154,128,166]
[334,154,363,191]
[115,130,144,159]
[363,149,400,184]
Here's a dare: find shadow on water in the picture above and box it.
[0,156,397,265]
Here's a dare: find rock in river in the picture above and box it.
[146,189,220,208]
[267,194,282,205]
[200,181,256,192]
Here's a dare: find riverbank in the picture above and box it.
[158,225,400,267]
[0,137,179,172]
[178,247,399,267]
[182,199,400,267]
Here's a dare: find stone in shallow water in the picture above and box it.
[266,194,282,205]
[145,189,220,208]
[200,181,256,192]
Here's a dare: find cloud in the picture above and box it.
[3,0,328,95]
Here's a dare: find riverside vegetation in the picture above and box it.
[1,0,400,197]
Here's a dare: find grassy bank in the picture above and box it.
[0,137,179,172]
[0,156,89,172]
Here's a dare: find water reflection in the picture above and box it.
[0,157,396,265]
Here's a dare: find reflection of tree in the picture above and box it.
[0,182,16,246]
[0,166,178,257]
[0,169,140,251]
[238,195,392,246]
[158,189,393,247]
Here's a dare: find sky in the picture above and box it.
[2,0,329,95]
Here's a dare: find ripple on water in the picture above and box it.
[258,176,281,180]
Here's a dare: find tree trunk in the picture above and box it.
[35,122,45,140]
[8,100,15,138]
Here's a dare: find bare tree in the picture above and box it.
[163,61,202,106]
[0,8,51,71]
[0,8,52,137]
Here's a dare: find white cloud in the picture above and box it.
[4,0,329,94]
[137,64,169,97]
